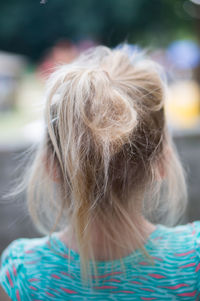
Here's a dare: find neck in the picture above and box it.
[57,215,156,261]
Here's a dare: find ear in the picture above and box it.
[156,145,171,180]
[44,152,61,183]
[51,162,61,183]
[157,158,165,179]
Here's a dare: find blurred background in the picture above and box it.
[0,0,200,268]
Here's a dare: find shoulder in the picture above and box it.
[157,221,197,244]
[178,221,200,291]
[156,222,200,271]
[0,236,49,300]
[151,222,200,265]
[157,222,199,251]
[1,236,50,267]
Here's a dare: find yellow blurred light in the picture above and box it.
[166,81,200,128]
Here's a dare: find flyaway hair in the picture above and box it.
[17,45,187,281]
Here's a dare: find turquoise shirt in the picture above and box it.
[1,222,200,300]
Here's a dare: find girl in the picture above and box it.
[0,45,199,301]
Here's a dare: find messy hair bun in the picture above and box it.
[26,45,187,279]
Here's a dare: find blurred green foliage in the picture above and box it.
[0,0,196,61]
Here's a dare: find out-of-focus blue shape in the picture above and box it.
[190,0,200,5]
[167,40,200,69]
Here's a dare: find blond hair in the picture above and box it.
[23,45,187,280]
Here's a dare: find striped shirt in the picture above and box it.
[1,222,200,300]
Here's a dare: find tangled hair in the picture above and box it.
[24,45,187,280]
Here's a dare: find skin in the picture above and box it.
[57,217,157,260]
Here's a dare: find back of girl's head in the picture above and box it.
[26,45,187,279]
